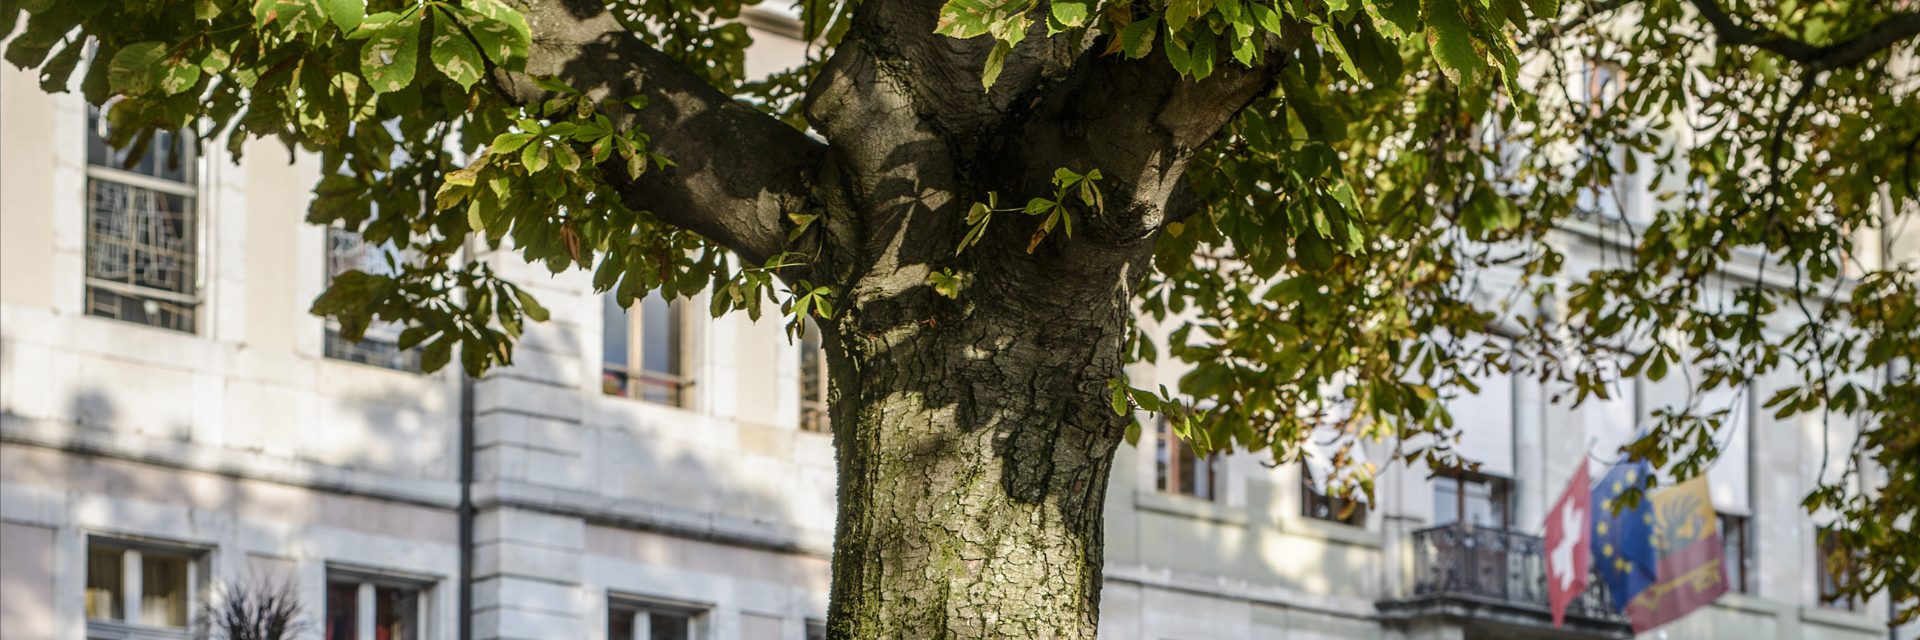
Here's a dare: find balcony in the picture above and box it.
[1378,524,1632,639]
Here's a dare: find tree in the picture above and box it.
[200,575,306,640]
[6,0,1915,635]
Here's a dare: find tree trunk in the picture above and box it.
[821,251,1140,638]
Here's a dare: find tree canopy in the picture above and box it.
[7,0,1916,627]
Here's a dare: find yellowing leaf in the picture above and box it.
[359,12,421,93]
[430,7,485,90]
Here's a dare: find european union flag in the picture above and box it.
[1590,460,1658,611]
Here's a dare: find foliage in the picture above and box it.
[7,0,1916,620]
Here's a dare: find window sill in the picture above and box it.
[1277,515,1384,548]
[1710,592,1776,617]
[86,620,193,640]
[1133,490,1247,526]
[1797,604,1879,632]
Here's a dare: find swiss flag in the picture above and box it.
[1545,463,1593,628]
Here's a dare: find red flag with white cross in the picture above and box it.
[1545,462,1593,628]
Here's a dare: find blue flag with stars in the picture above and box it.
[1590,460,1658,611]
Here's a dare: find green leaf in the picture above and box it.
[513,287,550,322]
[523,143,549,172]
[321,0,365,31]
[490,131,534,153]
[928,268,967,299]
[36,38,84,93]
[421,335,454,372]
[1369,0,1420,39]
[981,41,1010,89]
[255,0,328,34]
[1051,0,1090,30]
[199,49,232,75]
[463,1,531,67]
[107,42,168,96]
[1165,0,1211,32]
[1425,0,1486,85]
[430,7,485,90]
[936,0,1029,39]
[1120,16,1159,58]
[1328,178,1358,213]
[1315,25,1366,82]
[158,57,200,95]
[359,12,421,93]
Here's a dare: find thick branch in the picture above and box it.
[1016,34,1298,245]
[1688,0,1920,71]
[503,0,827,264]
[824,0,1082,148]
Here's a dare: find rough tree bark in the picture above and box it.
[509,0,1276,636]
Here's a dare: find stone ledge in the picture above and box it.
[0,415,461,508]
[472,479,834,558]
[1134,489,1250,526]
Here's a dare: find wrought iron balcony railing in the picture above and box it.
[1396,523,1630,631]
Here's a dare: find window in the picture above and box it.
[1575,61,1648,225]
[85,538,203,634]
[1432,470,1513,529]
[603,292,689,406]
[1302,473,1367,527]
[1155,417,1222,501]
[1718,512,1752,594]
[324,228,419,371]
[608,598,704,640]
[84,103,199,332]
[798,318,829,433]
[325,572,428,640]
[1815,529,1859,610]
[805,620,826,640]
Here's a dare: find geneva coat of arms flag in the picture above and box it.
[1622,475,1731,632]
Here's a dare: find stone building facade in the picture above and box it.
[1,11,1911,640]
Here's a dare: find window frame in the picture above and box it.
[322,227,421,372]
[84,536,206,638]
[1716,512,1752,594]
[603,293,693,407]
[1814,528,1860,611]
[1154,416,1223,502]
[82,104,205,334]
[1301,471,1368,527]
[798,318,829,433]
[323,567,433,640]
[607,595,708,640]
[1431,469,1515,530]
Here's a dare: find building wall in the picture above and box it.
[1,16,1910,640]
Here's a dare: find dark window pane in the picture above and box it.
[85,285,194,331]
[1304,475,1367,526]
[374,586,418,640]
[1431,472,1511,529]
[83,136,198,332]
[649,610,691,640]
[326,583,359,640]
[324,228,418,371]
[86,547,124,621]
[640,293,678,375]
[604,294,630,369]
[799,319,828,432]
[609,609,634,640]
[1154,421,1172,493]
[88,104,195,184]
[1433,479,1460,526]
[140,554,189,627]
